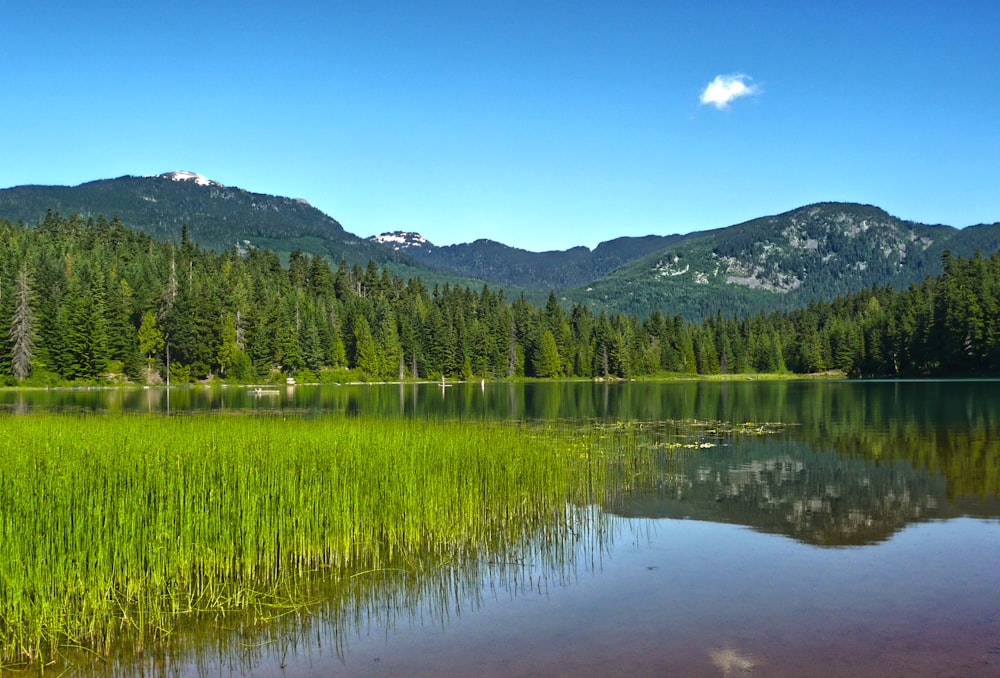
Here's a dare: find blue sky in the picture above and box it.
[2,2,998,251]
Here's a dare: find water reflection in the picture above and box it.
[6,379,1000,425]
[608,436,954,546]
[3,381,998,524]
[65,512,1000,677]
[3,381,1000,676]
[66,506,616,677]
[3,381,998,516]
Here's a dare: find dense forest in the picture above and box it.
[1,212,998,385]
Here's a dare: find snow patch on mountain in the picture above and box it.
[369,231,435,251]
[156,171,222,187]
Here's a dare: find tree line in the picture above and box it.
[1,212,998,385]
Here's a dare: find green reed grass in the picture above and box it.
[0,414,646,667]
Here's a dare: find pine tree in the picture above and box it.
[106,276,142,380]
[533,329,562,378]
[64,265,109,380]
[138,310,164,368]
[376,311,402,380]
[353,315,380,377]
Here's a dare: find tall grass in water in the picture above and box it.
[0,415,637,667]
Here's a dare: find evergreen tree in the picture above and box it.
[63,264,109,380]
[375,310,402,381]
[533,329,562,378]
[6,212,1000,384]
[217,313,245,379]
[138,310,164,369]
[353,315,380,377]
[106,276,142,380]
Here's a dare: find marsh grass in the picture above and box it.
[0,414,652,668]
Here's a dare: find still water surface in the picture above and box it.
[5,380,999,676]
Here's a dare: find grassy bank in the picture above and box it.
[0,414,644,668]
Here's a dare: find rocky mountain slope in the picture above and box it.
[566,202,1000,318]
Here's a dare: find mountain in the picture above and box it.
[369,203,1000,319]
[0,173,547,295]
[0,172,406,268]
[3,174,999,320]
[564,202,1000,319]
[156,170,223,187]
[367,231,680,290]
[369,230,435,252]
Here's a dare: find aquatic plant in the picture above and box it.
[0,414,639,667]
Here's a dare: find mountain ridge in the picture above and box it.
[366,229,681,291]
[2,174,999,319]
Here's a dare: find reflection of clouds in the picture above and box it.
[709,646,756,675]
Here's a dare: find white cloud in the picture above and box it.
[699,74,760,110]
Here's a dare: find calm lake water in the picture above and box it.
[4,380,999,676]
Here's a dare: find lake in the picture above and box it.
[3,380,999,676]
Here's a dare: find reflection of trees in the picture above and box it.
[771,381,1000,504]
[7,381,998,539]
[600,380,1000,507]
[602,379,1000,545]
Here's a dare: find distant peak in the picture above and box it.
[369,230,435,251]
[155,170,222,187]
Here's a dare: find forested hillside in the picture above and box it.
[6,178,1000,324]
[1,212,999,385]
[0,173,395,266]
